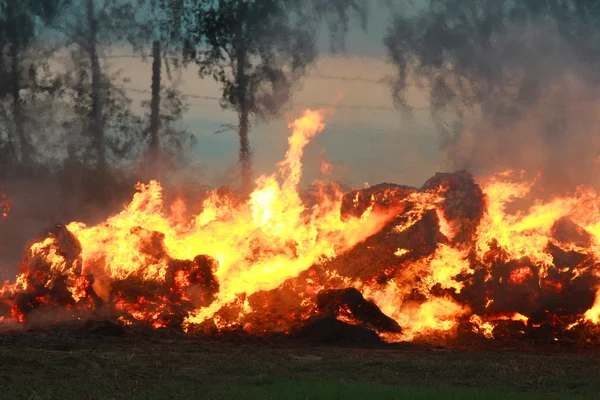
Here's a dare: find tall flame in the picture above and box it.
[5,110,600,345]
[9,109,394,332]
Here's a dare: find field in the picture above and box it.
[1,327,600,400]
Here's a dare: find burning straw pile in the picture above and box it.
[3,109,600,345]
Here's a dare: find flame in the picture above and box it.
[0,188,10,219]
[4,110,600,345]
[0,109,398,333]
[436,208,455,240]
[508,266,534,284]
[319,152,333,178]
[360,244,471,340]
[584,293,600,324]
[470,315,495,339]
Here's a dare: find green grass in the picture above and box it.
[207,380,597,400]
[1,334,599,399]
[5,378,595,400]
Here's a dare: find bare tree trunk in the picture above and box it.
[148,40,161,166]
[87,0,106,186]
[238,102,251,193]
[235,45,252,194]
[6,1,29,169]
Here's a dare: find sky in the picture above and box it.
[116,2,444,189]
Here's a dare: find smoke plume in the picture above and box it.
[385,1,600,193]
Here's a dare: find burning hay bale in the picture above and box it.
[316,288,401,334]
[292,316,383,346]
[551,217,594,248]
[6,108,600,347]
[97,230,221,330]
[19,224,85,287]
[320,208,447,284]
[419,171,485,244]
[166,255,220,308]
[324,171,485,284]
[340,183,416,221]
[2,224,98,324]
[459,223,600,341]
[1,223,222,332]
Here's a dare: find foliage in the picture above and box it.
[140,85,195,163]
[189,0,367,120]
[62,0,136,50]
[0,0,70,168]
[0,0,369,192]
[184,0,367,190]
[385,0,600,121]
[54,49,145,169]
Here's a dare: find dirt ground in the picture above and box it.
[1,325,600,399]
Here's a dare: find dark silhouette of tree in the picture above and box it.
[132,0,194,172]
[149,38,162,163]
[54,47,146,203]
[187,0,367,194]
[87,0,106,183]
[0,0,68,170]
[61,0,137,199]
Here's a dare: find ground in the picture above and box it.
[1,328,600,399]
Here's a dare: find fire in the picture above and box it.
[508,266,534,284]
[3,109,600,345]
[0,188,10,219]
[436,209,455,240]
[320,152,333,177]
[470,315,495,339]
[0,109,397,334]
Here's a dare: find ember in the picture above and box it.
[3,109,600,345]
[0,188,10,219]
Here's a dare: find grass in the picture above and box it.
[207,380,598,400]
[1,333,599,399]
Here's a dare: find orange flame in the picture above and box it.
[4,110,600,344]
[0,188,11,219]
[5,109,395,332]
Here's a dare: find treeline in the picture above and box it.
[0,0,367,203]
[4,0,599,206]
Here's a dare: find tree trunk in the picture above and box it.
[235,45,252,194]
[87,0,106,185]
[238,103,251,194]
[6,2,29,168]
[148,40,161,166]
[10,42,29,168]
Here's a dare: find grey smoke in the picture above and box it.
[385,1,600,193]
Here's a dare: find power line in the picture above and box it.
[310,72,389,85]
[103,54,417,111]
[104,54,393,86]
[127,87,222,102]
[124,86,422,112]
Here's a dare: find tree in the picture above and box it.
[61,0,137,195]
[86,0,106,181]
[131,0,195,173]
[0,0,68,169]
[187,0,367,194]
[384,0,600,189]
[53,46,146,203]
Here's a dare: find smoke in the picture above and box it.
[385,1,600,193]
